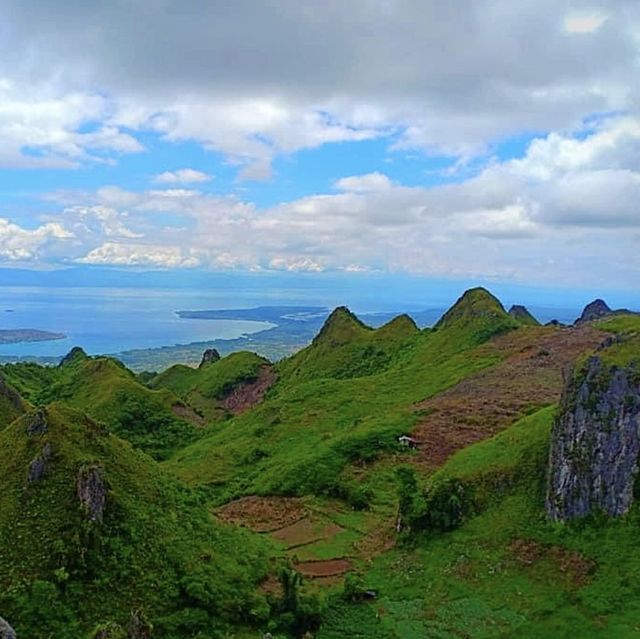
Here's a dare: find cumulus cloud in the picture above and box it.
[77,242,202,268]
[0,1,638,171]
[51,113,638,287]
[0,218,73,261]
[154,169,213,184]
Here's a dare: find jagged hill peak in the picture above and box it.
[576,298,613,324]
[312,306,370,346]
[508,304,541,326]
[435,287,511,330]
[376,313,419,338]
[58,346,89,367]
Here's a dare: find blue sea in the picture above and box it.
[0,287,280,358]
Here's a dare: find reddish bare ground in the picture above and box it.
[216,495,306,532]
[171,403,205,426]
[221,365,276,414]
[295,558,352,577]
[272,516,345,549]
[412,326,605,467]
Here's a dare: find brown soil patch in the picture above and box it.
[216,495,306,532]
[171,403,205,426]
[273,516,345,549]
[412,326,605,467]
[295,558,352,578]
[354,522,396,560]
[508,539,596,587]
[222,365,276,414]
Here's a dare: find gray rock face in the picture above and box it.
[199,348,220,368]
[25,408,48,436]
[0,374,23,412]
[77,465,106,523]
[0,616,16,639]
[127,610,152,638]
[576,299,612,324]
[546,356,640,521]
[28,442,53,483]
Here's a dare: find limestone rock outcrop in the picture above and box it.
[199,348,220,368]
[546,356,640,521]
[0,617,16,639]
[77,464,107,523]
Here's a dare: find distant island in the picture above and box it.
[0,328,66,344]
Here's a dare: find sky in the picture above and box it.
[0,0,639,295]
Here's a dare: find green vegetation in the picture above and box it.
[167,289,517,501]
[0,403,272,639]
[1,287,638,637]
[150,351,269,421]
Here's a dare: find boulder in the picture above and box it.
[28,442,53,483]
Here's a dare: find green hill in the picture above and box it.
[2,355,198,459]
[1,287,636,638]
[149,351,271,421]
[0,403,271,639]
[278,307,420,382]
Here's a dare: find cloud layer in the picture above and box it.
[0,1,638,288]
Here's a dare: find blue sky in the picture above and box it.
[0,0,638,302]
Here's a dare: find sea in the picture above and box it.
[0,286,280,358]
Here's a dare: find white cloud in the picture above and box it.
[0,218,73,261]
[154,168,213,184]
[564,12,608,34]
[335,172,393,192]
[0,80,143,168]
[77,242,202,268]
[0,1,638,173]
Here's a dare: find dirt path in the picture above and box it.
[412,326,605,467]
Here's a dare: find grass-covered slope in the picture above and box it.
[2,355,199,459]
[0,373,28,430]
[277,307,419,382]
[149,351,271,421]
[320,403,640,638]
[0,403,271,639]
[166,290,525,502]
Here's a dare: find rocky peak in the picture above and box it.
[508,304,540,326]
[0,617,16,639]
[77,464,107,523]
[199,348,221,368]
[546,356,640,521]
[576,299,612,324]
[59,346,89,367]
